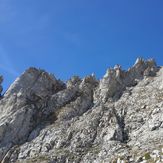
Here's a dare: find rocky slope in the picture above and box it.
[0,58,163,163]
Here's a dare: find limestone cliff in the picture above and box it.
[0,58,163,163]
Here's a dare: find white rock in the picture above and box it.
[0,59,162,163]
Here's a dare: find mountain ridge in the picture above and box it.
[0,58,163,163]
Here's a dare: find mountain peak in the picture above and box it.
[0,58,163,163]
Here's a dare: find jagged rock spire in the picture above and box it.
[94,58,159,103]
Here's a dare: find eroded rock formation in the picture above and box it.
[0,76,3,97]
[0,58,163,163]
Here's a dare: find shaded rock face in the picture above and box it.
[0,76,3,96]
[0,58,162,163]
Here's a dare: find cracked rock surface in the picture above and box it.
[0,58,163,163]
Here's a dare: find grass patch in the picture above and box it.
[144,152,151,160]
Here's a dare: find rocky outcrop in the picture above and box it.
[94,58,158,102]
[0,58,162,163]
[0,76,3,96]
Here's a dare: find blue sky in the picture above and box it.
[0,0,163,91]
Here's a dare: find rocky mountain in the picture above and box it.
[0,58,163,163]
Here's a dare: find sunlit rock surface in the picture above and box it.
[0,58,163,163]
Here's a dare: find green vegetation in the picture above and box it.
[144,152,151,160]
[15,155,50,163]
[90,145,101,154]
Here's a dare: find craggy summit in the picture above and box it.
[0,58,163,163]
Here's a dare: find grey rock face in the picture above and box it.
[0,58,162,163]
[94,58,158,103]
[0,75,3,96]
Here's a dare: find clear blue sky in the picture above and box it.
[0,0,163,91]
